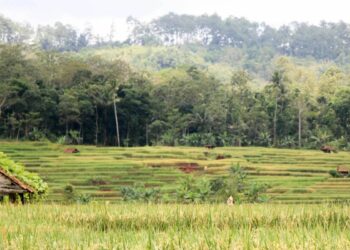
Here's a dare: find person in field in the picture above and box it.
[227,196,234,205]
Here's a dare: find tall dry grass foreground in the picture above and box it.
[1,203,350,249]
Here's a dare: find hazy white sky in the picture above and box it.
[0,0,348,40]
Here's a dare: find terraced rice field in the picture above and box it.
[0,141,350,203]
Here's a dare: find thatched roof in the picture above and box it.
[337,166,350,174]
[64,148,80,153]
[0,168,35,194]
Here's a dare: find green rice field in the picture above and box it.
[0,141,350,203]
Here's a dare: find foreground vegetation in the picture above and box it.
[1,141,350,203]
[1,203,350,249]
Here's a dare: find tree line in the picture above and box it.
[3,12,350,62]
[0,44,349,149]
[128,13,350,61]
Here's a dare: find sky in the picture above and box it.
[0,0,349,40]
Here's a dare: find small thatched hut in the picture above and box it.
[320,145,336,153]
[337,166,350,176]
[0,168,34,203]
[64,148,80,153]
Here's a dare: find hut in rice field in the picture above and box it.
[0,168,34,203]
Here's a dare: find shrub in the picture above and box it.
[229,164,247,192]
[57,130,82,145]
[245,183,269,203]
[176,176,211,203]
[329,170,342,178]
[209,164,269,204]
[64,184,92,204]
[179,133,217,146]
[64,184,77,203]
[27,128,47,141]
[57,136,68,145]
[120,183,161,203]
[76,193,92,204]
[210,177,226,193]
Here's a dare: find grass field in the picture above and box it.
[0,141,350,203]
[1,203,350,249]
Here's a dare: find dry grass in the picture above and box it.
[1,203,350,249]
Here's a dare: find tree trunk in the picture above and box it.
[79,123,82,145]
[113,93,121,147]
[95,106,98,145]
[0,97,7,118]
[0,97,6,128]
[126,122,130,147]
[16,126,20,141]
[298,108,302,148]
[273,95,278,147]
[65,121,68,136]
[103,109,107,145]
[146,124,149,146]
[24,122,28,138]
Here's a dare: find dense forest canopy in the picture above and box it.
[0,13,350,149]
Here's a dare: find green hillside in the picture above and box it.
[79,45,333,85]
[1,141,349,203]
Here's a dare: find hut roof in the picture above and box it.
[64,148,80,153]
[337,166,349,173]
[0,168,35,193]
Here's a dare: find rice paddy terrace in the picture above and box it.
[0,141,350,203]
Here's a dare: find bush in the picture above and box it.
[64,184,77,203]
[27,128,47,141]
[210,177,226,193]
[57,130,82,145]
[64,184,92,204]
[280,136,296,148]
[179,133,217,146]
[329,170,342,178]
[120,183,161,203]
[245,183,269,203]
[176,176,211,203]
[57,136,66,145]
[229,164,247,192]
[209,164,269,203]
[76,193,92,204]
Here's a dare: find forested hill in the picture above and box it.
[3,12,350,61]
[0,13,350,149]
[2,13,350,81]
[126,13,350,61]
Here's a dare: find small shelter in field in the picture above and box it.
[337,166,350,176]
[320,145,336,153]
[64,148,80,154]
[0,168,34,203]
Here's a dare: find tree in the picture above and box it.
[58,90,80,135]
[88,57,131,146]
[36,22,79,51]
[333,88,350,141]
[271,71,284,147]
[228,70,251,146]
